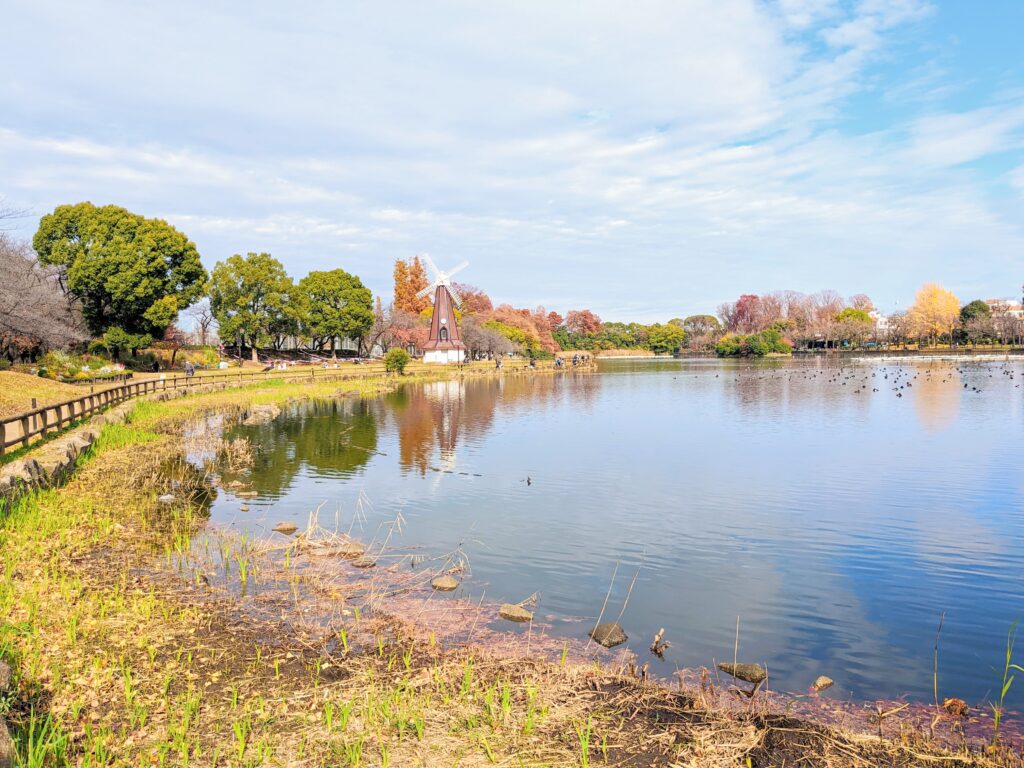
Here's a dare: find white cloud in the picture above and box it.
[908,105,1024,166]
[0,0,1020,320]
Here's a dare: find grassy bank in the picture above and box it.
[0,373,82,420]
[0,372,1018,766]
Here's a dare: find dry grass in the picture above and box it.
[0,371,81,419]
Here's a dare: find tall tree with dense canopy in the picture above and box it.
[565,309,602,335]
[835,307,874,347]
[960,299,991,324]
[908,283,960,345]
[298,268,374,356]
[32,202,206,337]
[393,256,429,314]
[208,253,295,362]
[647,323,687,354]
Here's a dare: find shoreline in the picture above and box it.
[0,370,1019,765]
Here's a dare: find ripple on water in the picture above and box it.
[202,357,1024,706]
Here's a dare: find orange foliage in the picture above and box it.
[492,304,560,353]
[393,256,429,314]
[566,309,602,335]
[453,283,493,316]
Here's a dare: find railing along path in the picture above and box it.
[0,365,389,456]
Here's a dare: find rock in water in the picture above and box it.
[236,490,258,498]
[351,557,376,569]
[717,663,767,684]
[811,675,834,693]
[272,522,297,535]
[499,604,534,622]
[589,622,628,648]
[243,403,281,425]
[431,574,459,591]
[239,504,250,512]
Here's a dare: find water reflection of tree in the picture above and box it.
[913,365,961,432]
[227,399,378,494]
[387,373,601,475]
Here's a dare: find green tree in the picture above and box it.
[208,253,295,362]
[298,269,374,357]
[716,329,791,357]
[835,307,874,348]
[647,323,687,354]
[91,327,153,361]
[960,299,991,324]
[836,308,872,324]
[33,202,206,338]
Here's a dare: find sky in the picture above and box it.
[2,0,1023,321]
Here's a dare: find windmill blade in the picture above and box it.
[447,284,464,308]
[415,283,437,300]
[420,253,441,279]
[446,260,469,279]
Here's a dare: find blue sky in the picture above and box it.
[2,0,1022,321]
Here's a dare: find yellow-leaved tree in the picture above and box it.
[908,283,960,345]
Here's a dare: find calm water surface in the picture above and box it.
[210,357,1024,705]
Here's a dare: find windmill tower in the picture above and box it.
[416,255,468,364]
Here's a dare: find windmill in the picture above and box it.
[416,255,469,364]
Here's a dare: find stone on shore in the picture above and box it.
[431,574,459,591]
[0,717,13,768]
[272,522,298,535]
[0,661,11,694]
[589,622,628,648]
[499,603,534,623]
[811,675,834,693]
[717,662,767,685]
[351,557,376,569]
[335,540,365,559]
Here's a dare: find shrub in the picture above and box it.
[716,329,792,357]
[384,348,410,374]
[714,334,743,357]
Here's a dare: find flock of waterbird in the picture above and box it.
[680,359,1020,397]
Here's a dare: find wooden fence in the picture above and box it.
[0,366,385,457]
[1,359,563,457]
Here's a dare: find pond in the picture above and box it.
[207,356,1024,706]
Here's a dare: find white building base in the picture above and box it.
[423,349,466,364]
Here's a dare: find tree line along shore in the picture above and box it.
[4,203,1022,377]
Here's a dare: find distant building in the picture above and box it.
[985,299,1024,318]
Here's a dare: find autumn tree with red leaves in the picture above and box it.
[565,309,602,335]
